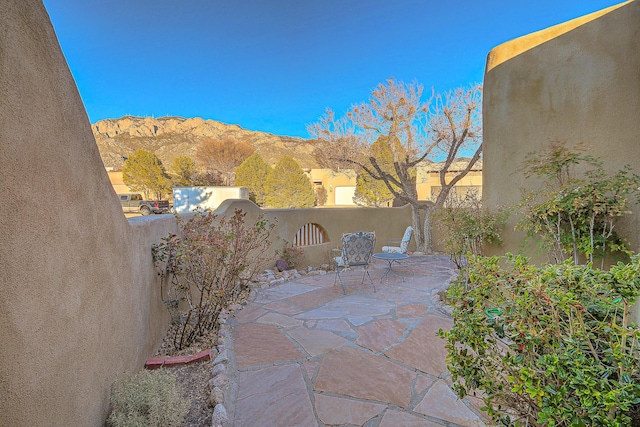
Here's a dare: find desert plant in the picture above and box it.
[152,209,275,350]
[517,140,640,266]
[107,369,189,427]
[434,192,507,268]
[441,254,640,426]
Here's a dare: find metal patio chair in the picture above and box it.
[382,226,413,254]
[333,231,376,294]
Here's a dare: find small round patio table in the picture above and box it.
[372,253,409,282]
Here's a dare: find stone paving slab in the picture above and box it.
[287,326,348,357]
[253,282,319,304]
[370,285,434,305]
[385,315,453,376]
[232,323,305,368]
[256,311,305,329]
[414,380,486,427]
[295,294,396,320]
[229,255,488,427]
[231,302,268,323]
[413,375,436,396]
[235,364,316,426]
[286,285,354,310]
[262,300,304,315]
[379,409,443,427]
[314,347,415,408]
[396,302,429,319]
[313,319,355,335]
[355,319,407,353]
[315,394,385,426]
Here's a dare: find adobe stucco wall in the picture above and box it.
[483,0,640,259]
[0,1,175,426]
[214,199,418,268]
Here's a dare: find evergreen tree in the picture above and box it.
[235,153,273,206]
[169,156,198,186]
[354,173,390,206]
[264,156,315,208]
[122,149,171,199]
[353,136,399,206]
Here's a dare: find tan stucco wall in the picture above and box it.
[214,200,418,267]
[483,0,640,260]
[0,2,175,425]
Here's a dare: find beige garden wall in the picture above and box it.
[214,199,417,268]
[483,0,640,261]
[0,1,176,425]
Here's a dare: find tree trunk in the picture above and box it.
[410,203,432,254]
[423,206,432,254]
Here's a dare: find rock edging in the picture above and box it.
[209,301,244,427]
[208,266,332,426]
[145,267,324,427]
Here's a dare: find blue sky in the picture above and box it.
[43,0,621,138]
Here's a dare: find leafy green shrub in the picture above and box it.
[152,209,275,350]
[434,192,507,268]
[517,140,640,267]
[441,254,640,426]
[107,369,188,427]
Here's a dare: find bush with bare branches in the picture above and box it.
[152,209,275,350]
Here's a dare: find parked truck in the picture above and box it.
[172,186,249,213]
[118,193,171,215]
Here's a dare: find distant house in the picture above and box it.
[107,161,482,208]
[107,170,134,195]
[416,160,483,202]
[306,168,357,206]
[305,161,482,207]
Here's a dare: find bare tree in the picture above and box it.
[195,137,255,185]
[308,78,482,253]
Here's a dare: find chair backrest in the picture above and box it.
[341,231,376,267]
[400,226,414,253]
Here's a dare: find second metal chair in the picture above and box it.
[333,231,376,294]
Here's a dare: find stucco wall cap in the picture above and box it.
[485,0,632,72]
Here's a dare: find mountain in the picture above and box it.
[92,116,320,170]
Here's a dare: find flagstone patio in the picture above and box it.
[227,255,489,427]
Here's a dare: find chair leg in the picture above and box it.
[365,270,376,293]
[334,267,346,295]
[358,268,376,293]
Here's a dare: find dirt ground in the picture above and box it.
[173,361,214,427]
[155,327,220,427]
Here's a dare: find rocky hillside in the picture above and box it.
[92,116,320,170]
